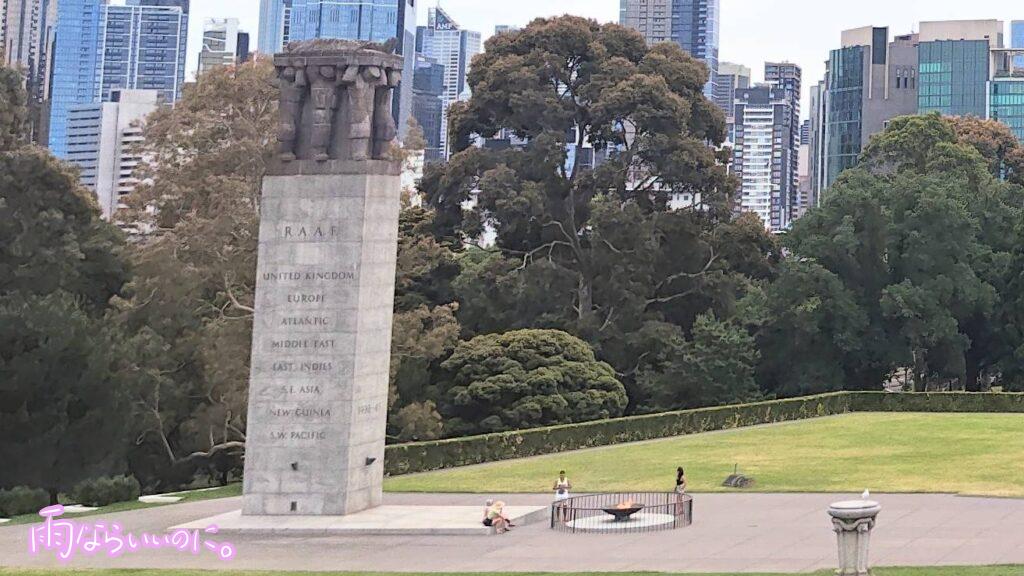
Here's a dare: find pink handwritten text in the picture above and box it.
[28,505,235,562]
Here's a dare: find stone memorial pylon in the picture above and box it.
[242,40,403,516]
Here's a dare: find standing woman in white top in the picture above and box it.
[553,470,572,522]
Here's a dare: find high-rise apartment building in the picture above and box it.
[713,62,750,137]
[66,89,160,219]
[97,0,189,104]
[49,0,188,158]
[2,0,57,142]
[732,84,799,232]
[416,6,481,159]
[619,0,720,99]
[198,18,250,74]
[257,0,292,54]
[764,62,801,221]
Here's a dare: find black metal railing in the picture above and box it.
[550,492,693,534]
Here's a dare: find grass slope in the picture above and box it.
[1,568,1022,576]
[383,413,1024,496]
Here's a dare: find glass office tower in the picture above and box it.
[48,0,103,157]
[917,40,990,118]
[289,0,397,43]
[824,45,865,188]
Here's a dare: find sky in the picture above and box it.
[186,0,1024,115]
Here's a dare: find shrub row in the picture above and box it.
[0,486,49,517]
[384,392,1024,476]
[385,392,855,476]
[850,391,1024,413]
[70,475,141,507]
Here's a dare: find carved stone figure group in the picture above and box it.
[275,48,402,162]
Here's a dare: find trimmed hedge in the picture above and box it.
[385,392,855,476]
[384,392,1024,476]
[850,391,1024,413]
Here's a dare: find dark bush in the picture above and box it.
[70,475,141,507]
[0,486,49,517]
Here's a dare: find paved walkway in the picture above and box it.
[2,492,1023,573]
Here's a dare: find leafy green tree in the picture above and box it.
[0,293,132,502]
[389,401,444,443]
[758,260,873,397]
[439,329,627,435]
[419,17,776,409]
[0,64,27,151]
[637,313,760,411]
[0,148,128,309]
[778,114,1019,392]
[117,60,277,488]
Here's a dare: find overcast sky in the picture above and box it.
[187,0,1023,116]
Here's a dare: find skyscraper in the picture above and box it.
[48,0,104,157]
[258,0,292,55]
[412,54,444,162]
[2,0,57,142]
[66,89,160,219]
[916,20,1003,119]
[416,6,481,159]
[713,62,750,137]
[198,18,249,74]
[619,0,720,99]
[97,0,189,104]
[732,84,799,232]
[289,0,397,43]
[49,0,188,158]
[764,62,801,222]
[822,27,919,188]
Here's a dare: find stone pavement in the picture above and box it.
[3,492,1023,573]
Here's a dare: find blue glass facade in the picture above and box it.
[1013,21,1024,68]
[48,0,103,157]
[48,0,187,157]
[290,0,397,43]
[99,1,189,104]
[672,0,719,99]
[825,46,865,188]
[990,80,1024,141]
[918,40,989,118]
[258,0,292,54]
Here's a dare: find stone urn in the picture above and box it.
[828,499,881,576]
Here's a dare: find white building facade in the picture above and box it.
[66,89,160,219]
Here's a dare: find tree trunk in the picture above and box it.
[577,275,593,321]
[48,489,59,506]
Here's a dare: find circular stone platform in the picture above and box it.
[565,512,677,532]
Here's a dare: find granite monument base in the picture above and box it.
[173,505,550,536]
[242,165,401,517]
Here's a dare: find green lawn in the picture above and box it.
[1,568,1022,576]
[383,413,1024,497]
[2,484,242,526]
